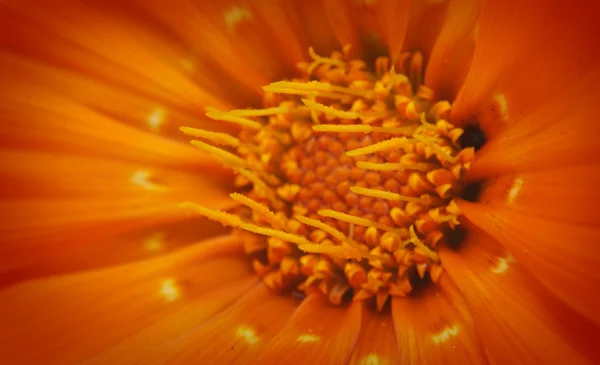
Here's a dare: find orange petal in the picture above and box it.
[391,284,487,364]
[473,166,600,226]
[452,0,600,136]
[0,149,235,275]
[439,224,600,364]
[292,0,340,55]
[0,1,234,111]
[323,0,364,56]
[154,284,298,364]
[348,305,398,365]
[254,293,363,365]
[459,201,600,327]
[0,74,223,169]
[425,0,480,101]
[1,217,227,286]
[0,236,257,364]
[401,0,449,64]
[466,70,600,179]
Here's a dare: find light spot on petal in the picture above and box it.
[144,233,164,252]
[147,108,166,132]
[236,325,260,345]
[130,170,164,191]
[431,325,459,344]
[507,177,523,205]
[491,253,516,274]
[297,334,321,343]
[160,278,180,302]
[493,93,509,121]
[224,6,252,31]
[359,353,387,365]
[180,59,196,73]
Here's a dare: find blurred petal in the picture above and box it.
[425,0,480,101]
[0,235,258,365]
[440,224,600,364]
[473,166,600,226]
[254,293,363,365]
[0,216,227,286]
[0,0,232,111]
[324,0,364,56]
[452,0,600,137]
[159,284,298,364]
[459,201,600,327]
[391,284,487,364]
[467,70,600,179]
[0,149,234,276]
[348,306,398,365]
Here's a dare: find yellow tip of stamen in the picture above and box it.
[346,137,412,157]
[190,140,247,167]
[205,107,262,129]
[179,202,243,227]
[302,99,359,120]
[180,126,240,148]
[350,186,431,205]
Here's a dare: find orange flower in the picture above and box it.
[1,0,600,364]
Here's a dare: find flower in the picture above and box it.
[1,0,600,364]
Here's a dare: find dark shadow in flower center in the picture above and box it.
[461,181,483,203]
[459,123,486,151]
[444,226,467,251]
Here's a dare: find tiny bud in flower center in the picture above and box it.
[180,47,475,310]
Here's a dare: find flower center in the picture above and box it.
[181,47,475,310]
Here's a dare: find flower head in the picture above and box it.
[1,0,600,364]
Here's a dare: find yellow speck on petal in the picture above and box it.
[236,326,260,345]
[131,170,163,191]
[494,93,509,121]
[147,108,165,132]
[431,325,459,344]
[507,177,524,205]
[491,253,516,274]
[160,278,180,303]
[359,354,386,365]
[297,334,321,343]
[144,233,164,252]
[224,6,252,30]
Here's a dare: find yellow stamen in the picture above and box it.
[179,202,242,227]
[190,140,247,167]
[406,225,439,261]
[295,215,370,256]
[240,223,314,247]
[307,46,345,74]
[227,105,291,117]
[346,137,413,157]
[205,107,262,129]
[350,186,431,205]
[230,193,287,230]
[413,134,457,163]
[302,99,359,119]
[313,124,416,134]
[318,209,404,236]
[356,161,435,172]
[180,126,241,148]
[298,243,364,260]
